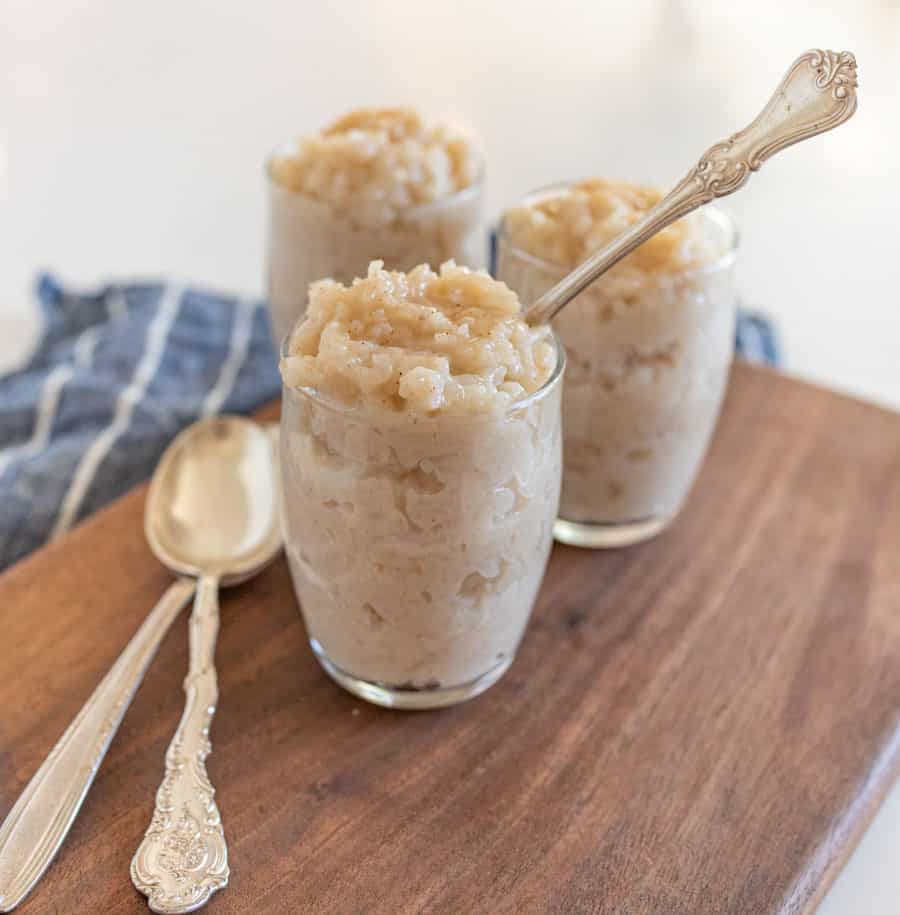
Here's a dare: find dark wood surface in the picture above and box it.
[2,362,899,915]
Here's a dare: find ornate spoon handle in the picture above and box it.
[526,48,859,325]
[131,575,229,914]
[0,578,196,913]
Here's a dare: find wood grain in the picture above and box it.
[1,363,899,915]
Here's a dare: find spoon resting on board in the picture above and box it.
[525,49,858,326]
[0,416,281,914]
[131,416,282,914]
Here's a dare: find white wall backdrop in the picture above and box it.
[2,0,898,407]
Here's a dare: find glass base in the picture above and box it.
[310,640,513,710]
[553,515,671,549]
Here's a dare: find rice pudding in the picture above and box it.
[279,261,563,708]
[267,107,484,346]
[498,178,737,547]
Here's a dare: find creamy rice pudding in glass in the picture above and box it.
[279,261,563,709]
[267,107,485,347]
[498,178,737,548]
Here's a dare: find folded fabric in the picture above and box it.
[0,275,779,571]
[733,311,780,366]
[0,276,280,570]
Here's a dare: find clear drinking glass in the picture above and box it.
[279,335,565,709]
[497,185,738,548]
[265,147,485,347]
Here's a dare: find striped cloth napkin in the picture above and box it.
[0,276,280,570]
[0,274,778,571]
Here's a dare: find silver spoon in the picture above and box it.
[525,48,859,325]
[0,416,280,914]
[131,416,281,914]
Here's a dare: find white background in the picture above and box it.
[1,1,898,911]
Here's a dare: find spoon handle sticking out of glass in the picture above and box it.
[131,575,228,914]
[0,578,196,913]
[525,48,858,326]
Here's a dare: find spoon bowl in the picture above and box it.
[145,416,281,585]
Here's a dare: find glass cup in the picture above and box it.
[497,186,738,548]
[265,146,485,347]
[279,334,565,709]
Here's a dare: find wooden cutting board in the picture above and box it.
[2,362,899,915]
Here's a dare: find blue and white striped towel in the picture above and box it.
[0,275,778,571]
[0,276,280,570]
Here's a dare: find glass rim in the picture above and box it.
[280,326,566,422]
[264,140,486,215]
[497,179,739,279]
